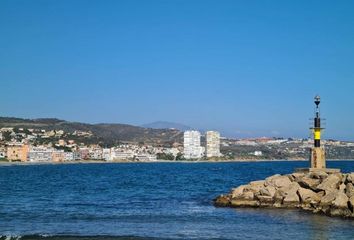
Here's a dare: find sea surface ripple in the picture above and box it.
[1,161,354,239]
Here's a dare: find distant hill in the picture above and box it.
[142,121,192,131]
[0,117,183,146]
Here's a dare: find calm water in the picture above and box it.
[1,161,354,240]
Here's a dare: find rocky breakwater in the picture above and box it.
[215,170,354,218]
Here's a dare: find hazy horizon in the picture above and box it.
[1,1,354,140]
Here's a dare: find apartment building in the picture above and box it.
[7,144,29,161]
[135,154,157,162]
[28,147,53,162]
[102,148,111,161]
[52,150,65,162]
[206,131,221,158]
[183,131,204,159]
[111,150,134,160]
[64,152,75,161]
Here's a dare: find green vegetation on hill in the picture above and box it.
[156,153,175,160]
[0,117,183,146]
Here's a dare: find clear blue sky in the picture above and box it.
[1,0,354,140]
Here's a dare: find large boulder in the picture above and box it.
[317,173,342,192]
[316,191,325,198]
[298,187,320,204]
[266,174,281,179]
[333,191,349,209]
[231,191,259,207]
[214,195,231,207]
[245,180,265,193]
[346,183,354,198]
[320,190,339,207]
[273,190,285,207]
[241,191,255,200]
[257,195,274,206]
[250,180,265,186]
[297,177,321,191]
[265,175,292,189]
[230,184,260,207]
[312,191,325,209]
[347,173,354,183]
[330,191,351,217]
[283,191,300,207]
[259,185,276,198]
[264,174,280,186]
[309,171,328,180]
[281,182,301,207]
[291,172,305,180]
[231,185,246,199]
[230,198,259,207]
[348,196,354,212]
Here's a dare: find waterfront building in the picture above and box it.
[135,154,157,162]
[206,131,221,158]
[28,147,53,162]
[111,150,134,161]
[7,144,29,161]
[102,148,111,161]
[89,148,103,160]
[52,150,65,162]
[73,151,82,160]
[184,131,203,159]
[64,152,75,161]
[79,148,90,160]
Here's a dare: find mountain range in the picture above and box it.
[141,121,192,131]
[0,117,183,146]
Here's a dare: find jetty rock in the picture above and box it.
[214,170,354,218]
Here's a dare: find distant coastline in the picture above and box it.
[1,158,354,166]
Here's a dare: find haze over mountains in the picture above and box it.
[141,121,192,131]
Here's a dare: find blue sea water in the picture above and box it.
[1,161,354,240]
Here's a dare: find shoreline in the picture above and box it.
[1,158,354,166]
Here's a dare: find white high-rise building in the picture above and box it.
[184,131,203,159]
[206,131,221,158]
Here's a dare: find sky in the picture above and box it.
[1,0,354,140]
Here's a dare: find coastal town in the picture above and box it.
[0,125,224,162]
[1,125,354,163]
[0,126,173,162]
